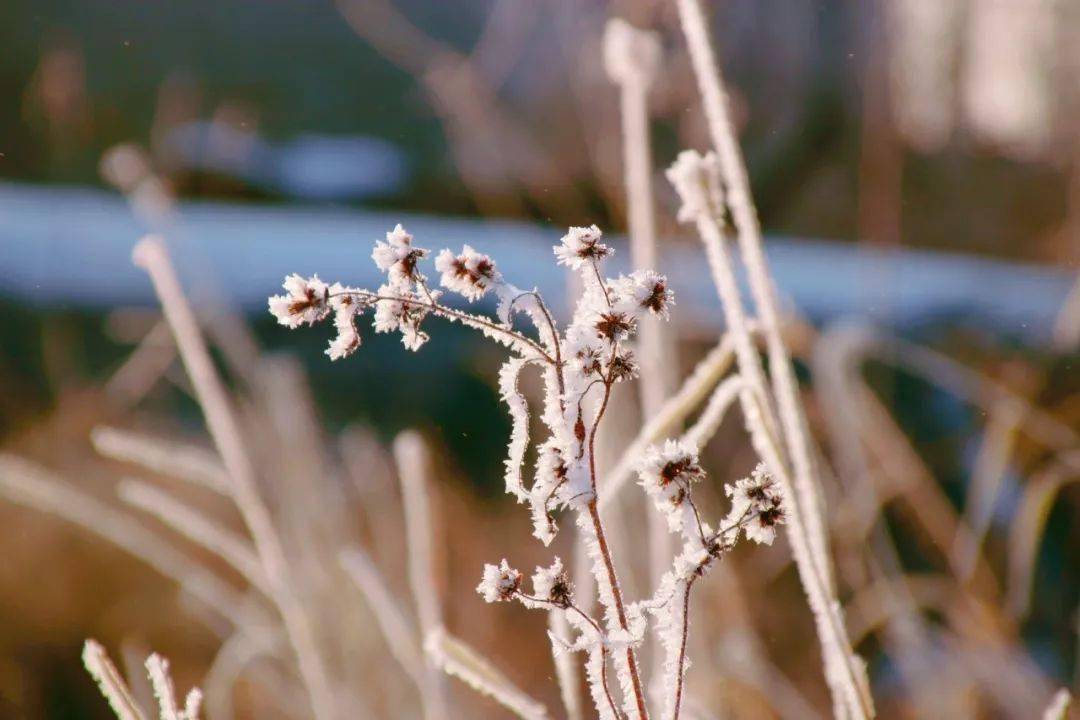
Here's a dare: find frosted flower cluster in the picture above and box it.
[269,222,674,542]
[723,462,785,545]
[372,223,427,286]
[435,245,501,301]
[267,219,789,720]
[632,447,786,719]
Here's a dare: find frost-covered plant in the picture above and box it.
[83,640,203,720]
[270,223,784,719]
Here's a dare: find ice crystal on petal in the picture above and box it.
[604,348,638,384]
[591,309,636,343]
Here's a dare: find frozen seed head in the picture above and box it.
[724,463,786,545]
[325,282,366,360]
[613,270,674,319]
[593,310,636,342]
[605,349,639,383]
[638,439,706,523]
[326,317,361,360]
[372,283,437,351]
[372,223,427,285]
[477,559,522,603]
[435,245,501,300]
[532,557,573,608]
[666,149,724,224]
[268,273,330,328]
[554,225,612,269]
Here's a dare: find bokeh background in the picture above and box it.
[1,0,1078,718]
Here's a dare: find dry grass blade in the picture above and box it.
[424,627,551,720]
[673,2,873,712]
[604,15,675,596]
[391,430,449,719]
[118,479,270,595]
[338,547,425,685]
[1042,688,1073,720]
[0,453,255,631]
[92,426,229,493]
[83,640,149,720]
[681,374,746,451]
[1007,464,1078,618]
[954,397,1024,581]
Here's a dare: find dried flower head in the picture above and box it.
[268,274,330,328]
[372,223,427,286]
[435,245,501,300]
[593,310,636,342]
[638,440,706,530]
[724,463,786,545]
[477,559,523,603]
[613,270,674,319]
[532,557,573,608]
[554,225,612,269]
[605,349,639,383]
[666,149,724,224]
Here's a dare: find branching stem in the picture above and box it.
[332,290,555,364]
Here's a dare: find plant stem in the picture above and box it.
[337,290,556,364]
[583,376,648,717]
[671,578,695,720]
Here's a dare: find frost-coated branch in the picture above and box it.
[667,146,872,719]
[672,3,874,713]
[634,440,787,720]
